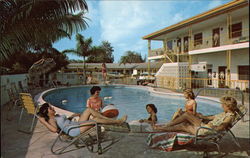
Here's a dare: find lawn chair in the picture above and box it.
[6,88,21,121]
[147,104,247,157]
[18,93,40,134]
[193,103,247,157]
[51,120,123,155]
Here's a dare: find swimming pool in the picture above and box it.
[43,85,222,122]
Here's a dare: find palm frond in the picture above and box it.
[0,0,89,61]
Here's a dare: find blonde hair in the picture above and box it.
[220,96,239,113]
[183,88,195,99]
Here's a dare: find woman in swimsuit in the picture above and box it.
[139,104,158,125]
[153,96,239,135]
[37,103,127,137]
[102,63,107,82]
[172,89,197,120]
[86,86,103,112]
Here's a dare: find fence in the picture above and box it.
[155,76,249,103]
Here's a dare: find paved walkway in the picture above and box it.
[1,87,249,158]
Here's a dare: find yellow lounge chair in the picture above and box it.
[18,93,40,134]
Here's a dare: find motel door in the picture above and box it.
[184,36,189,53]
[213,28,220,47]
[218,66,226,88]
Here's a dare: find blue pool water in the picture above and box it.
[43,86,223,122]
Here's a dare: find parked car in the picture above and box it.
[137,72,156,85]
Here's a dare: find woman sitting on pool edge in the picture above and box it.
[153,96,239,135]
[37,103,127,137]
[86,86,103,112]
[171,88,197,120]
[139,104,158,125]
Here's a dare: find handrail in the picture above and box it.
[194,87,244,105]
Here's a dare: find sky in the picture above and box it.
[53,0,232,63]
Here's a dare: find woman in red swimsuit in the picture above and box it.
[102,63,107,82]
[172,89,197,120]
[86,86,103,112]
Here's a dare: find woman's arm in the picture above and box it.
[196,112,214,120]
[192,101,197,115]
[38,117,58,133]
[100,98,104,109]
[86,98,91,108]
[68,113,81,119]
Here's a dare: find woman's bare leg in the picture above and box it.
[91,116,127,124]
[154,123,197,134]
[78,108,127,123]
[166,112,202,127]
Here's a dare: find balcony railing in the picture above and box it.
[149,28,249,57]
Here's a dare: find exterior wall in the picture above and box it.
[156,62,189,89]
[231,48,249,80]
[0,74,28,106]
[191,48,249,89]
[192,48,249,79]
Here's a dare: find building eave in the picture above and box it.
[142,0,248,40]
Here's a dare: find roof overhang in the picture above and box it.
[143,0,248,40]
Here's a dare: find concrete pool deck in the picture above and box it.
[1,87,250,158]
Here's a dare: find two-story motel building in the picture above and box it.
[143,0,249,91]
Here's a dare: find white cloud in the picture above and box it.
[97,1,178,62]
[99,1,154,43]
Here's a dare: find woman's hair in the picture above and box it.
[146,104,157,113]
[184,88,195,99]
[90,86,101,95]
[37,103,50,122]
[220,96,239,113]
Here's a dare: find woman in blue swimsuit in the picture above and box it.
[37,103,127,137]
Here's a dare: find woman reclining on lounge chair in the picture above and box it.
[37,103,127,137]
[153,96,239,135]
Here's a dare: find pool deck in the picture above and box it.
[1,86,250,158]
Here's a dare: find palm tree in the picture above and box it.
[0,0,89,62]
[63,34,103,84]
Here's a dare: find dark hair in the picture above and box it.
[184,88,195,99]
[37,103,50,122]
[146,104,157,113]
[90,86,101,95]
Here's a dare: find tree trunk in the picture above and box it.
[83,56,87,84]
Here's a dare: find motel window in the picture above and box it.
[238,65,249,80]
[194,33,203,46]
[229,22,242,38]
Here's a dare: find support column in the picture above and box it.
[188,27,193,89]
[227,14,232,44]
[163,39,167,63]
[147,40,151,74]
[188,55,192,89]
[226,50,231,88]
[189,27,193,51]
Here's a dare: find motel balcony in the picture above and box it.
[149,29,249,59]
